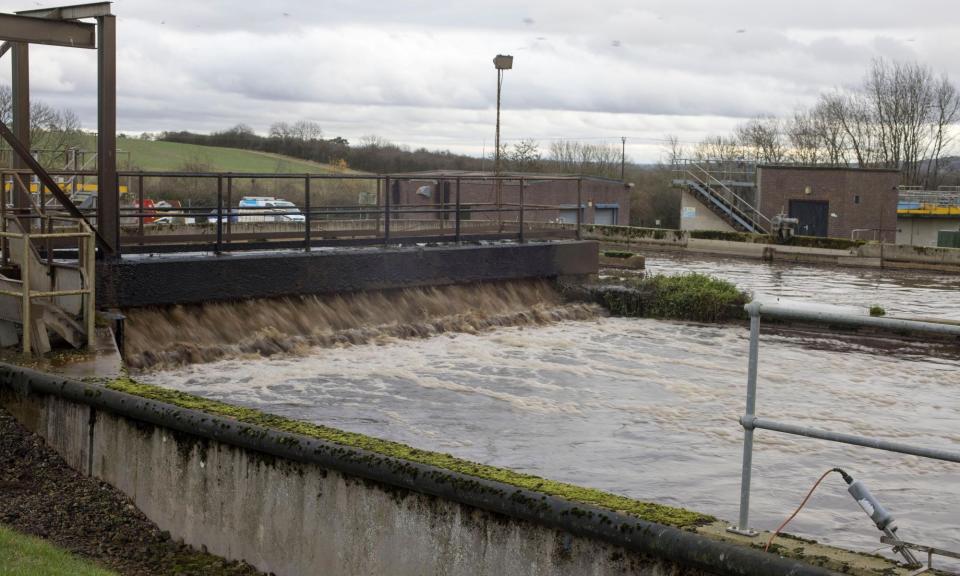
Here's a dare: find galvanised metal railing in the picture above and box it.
[732,300,960,536]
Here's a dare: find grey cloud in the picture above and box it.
[3,0,959,162]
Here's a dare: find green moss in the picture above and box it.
[597,274,749,323]
[688,230,759,243]
[105,377,712,528]
[869,305,886,317]
[688,229,865,250]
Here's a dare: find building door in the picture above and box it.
[789,200,829,237]
[594,205,618,225]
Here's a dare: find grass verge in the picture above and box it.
[0,524,116,576]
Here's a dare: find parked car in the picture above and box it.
[238,197,305,223]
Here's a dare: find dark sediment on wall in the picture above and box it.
[0,407,262,576]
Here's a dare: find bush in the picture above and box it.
[869,305,886,317]
[601,250,635,259]
[598,273,749,322]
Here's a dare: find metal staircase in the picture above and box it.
[672,160,770,234]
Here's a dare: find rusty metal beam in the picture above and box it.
[0,119,110,252]
[17,2,113,20]
[11,43,28,176]
[0,13,95,48]
[97,14,118,257]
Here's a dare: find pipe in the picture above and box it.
[0,364,833,576]
[753,301,960,338]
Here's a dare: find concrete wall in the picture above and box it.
[0,370,839,576]
[394,177,631,226]
[97,240,599,308]
[679,190,737,232]
[582,224,960,272]
[896,216,960,247]
[757,166,899,242]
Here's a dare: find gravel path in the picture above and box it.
[0,407,264,576]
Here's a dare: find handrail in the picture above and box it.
[731,300,960,539]
[677,163,769,233]
[0,218,95,354]
[689,164,771,230]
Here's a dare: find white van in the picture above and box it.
[238,197,306,223]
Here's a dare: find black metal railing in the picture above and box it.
[0,170,588,256]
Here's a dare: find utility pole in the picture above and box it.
[620,136,626,181]
[493,54,513,226]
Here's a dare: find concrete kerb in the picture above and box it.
[0,363,836,576]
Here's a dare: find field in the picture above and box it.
[70,135,358,174]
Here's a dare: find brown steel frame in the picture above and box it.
[0,3,117,256]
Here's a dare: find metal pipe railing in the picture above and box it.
[731,300,960,535]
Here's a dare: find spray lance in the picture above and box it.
[767,467,920,567]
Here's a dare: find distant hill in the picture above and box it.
[72,135,360,174]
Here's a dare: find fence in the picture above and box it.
[732,300,960,568]
[1,171,587,255]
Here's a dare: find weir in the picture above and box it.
[1,4,956,576]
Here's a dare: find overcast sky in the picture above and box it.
[3,0,958,162]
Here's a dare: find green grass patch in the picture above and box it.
[869,305,886,317]
[106,378,712,529]
[598,273,749,323]
[75,135,359,174]
[0,525,116,576]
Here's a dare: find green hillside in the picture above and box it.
[73,135,356,174]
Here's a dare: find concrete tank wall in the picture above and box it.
[0,368,837,576]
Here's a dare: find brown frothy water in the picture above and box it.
[123,280,602,370]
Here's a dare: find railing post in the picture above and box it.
[1,172,7,268]
[215,176,223,255]
[731,301,762,536]
[384,176,391,245]
[576,178,582,240]
[85,229,95,349]
[226,175,233,238]
[455,177,461,244]
[304,176,311,252]
[519,177,525,243]
[137,174,144,242]
[20,231,30,355]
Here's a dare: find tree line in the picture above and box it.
[0,85,82,163]
[680,59,960,188]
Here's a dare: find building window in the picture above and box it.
[854,195,861,204]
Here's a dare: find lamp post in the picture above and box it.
[493,54,512,227]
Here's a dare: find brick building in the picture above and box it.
[678,163,899,242]
[756,166,899,242]
[391,171,630,226]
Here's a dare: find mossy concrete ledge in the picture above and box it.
[0,364,849,576]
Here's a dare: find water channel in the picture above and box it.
[139,254,960,565]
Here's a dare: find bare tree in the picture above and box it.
[811,95,849,165]
[925,75,960,186]
[735,116,786,163]
[785,110,823,165]
[508,138,541,172]
[661,134,685,167]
